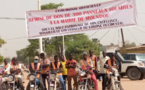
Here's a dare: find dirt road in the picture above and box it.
[23,71,145,90]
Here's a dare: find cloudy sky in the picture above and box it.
[0,0,145,58]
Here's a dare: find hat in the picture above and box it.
[83,52,87,55]
[34,56,39,60]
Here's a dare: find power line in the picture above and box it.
[99,30,110,41]
[127,29,141,44]
[0,17,25,20]
[112,29,117,44]
[89,31,98,38]
[134,27,145,33]
[6,36,27,40]
[138,25,145,28]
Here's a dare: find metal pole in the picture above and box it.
[121,28,125,47]
[38,0,43,53]
[62,35,65,56]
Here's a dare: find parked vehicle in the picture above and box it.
[49,69,62,90]
[123,53,145,63]
[98,51,145,80]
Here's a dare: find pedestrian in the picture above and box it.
[39,53,50,90]
[50,55,66,90]
[89,50,98,78]
[99,51,110,90]
[66,53,78,90]
[80,52,98,90]
[60,55,67,83]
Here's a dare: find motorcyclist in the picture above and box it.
[10,57,24,90]
[50,55,66,90]
[26,56,45,90]
[89,50,98,78]
[39,53,50,90]
[104,54,124,90]
[80,52,98,90]
[3,59,11,75]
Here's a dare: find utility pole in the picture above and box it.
[38,0,43,53]
[62,35,65,56]
[121,28,125,47]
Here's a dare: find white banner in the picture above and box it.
[26,0,137,39]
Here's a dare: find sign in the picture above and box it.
[26,0,137,39]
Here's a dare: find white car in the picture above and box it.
[98,51,145,80]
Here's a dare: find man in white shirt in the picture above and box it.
[99,51,109,90]
[3,59,11,75]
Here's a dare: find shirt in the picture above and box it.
[50,62,62,69]
[40,58,50,70]
[61,61,67,75]
[4,63,11,74]
[80,59,93,68]
[29,63,41,73]
[66,59,77,76]
[99,56,109,74]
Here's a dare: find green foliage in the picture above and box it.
[45,34,100,62]
[0,38,5,64]
[125,41,136,48]
[0,55,4,64]
[41,3,63,10]
[0,38,6,47]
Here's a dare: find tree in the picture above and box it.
[0,38,6,64]
[0,38,5,47]
[125,41,136,48]
[41,3,63,10]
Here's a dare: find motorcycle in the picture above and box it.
[1,74,9,90]
[49,69,62,90]
[106,66,123,90]
[7,70,24,90]
[27,70,44,90]
[78,66,94,90]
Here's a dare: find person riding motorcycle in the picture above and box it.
[3,59,11,75]
[50,55,66,90]
[80,52,98,90]
[39,53,50,90]
[26,56,45,90]
[10,57,24,90]
[104,54,124,90]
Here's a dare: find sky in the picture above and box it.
[0,0,145,58]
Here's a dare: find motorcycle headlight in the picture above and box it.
[80,72,86,76]
[8,76,14,82]
[29,75,35,81]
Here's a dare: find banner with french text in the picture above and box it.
[26,0,137,39]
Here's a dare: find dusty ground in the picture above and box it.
[23,71,145,90]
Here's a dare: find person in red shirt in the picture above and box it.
[66,53,78,90]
